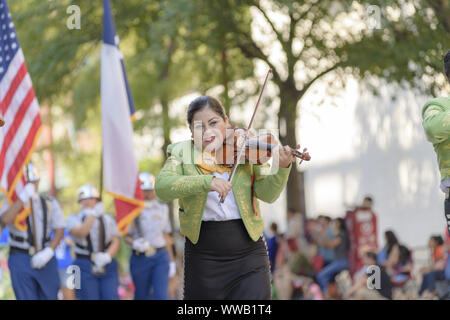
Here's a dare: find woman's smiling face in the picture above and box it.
[190,105,229,152]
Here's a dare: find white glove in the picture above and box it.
[94,252,112,268]
[85,208,101,218]
[19,183,35,203]
[30,247,54,269]
[132,238,149,253]
[93,202,105,217]
[169,261,176,278]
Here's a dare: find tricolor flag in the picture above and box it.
[0,0,42,230]
[101,0,144,235]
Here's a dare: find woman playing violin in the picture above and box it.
[155,95,303,300]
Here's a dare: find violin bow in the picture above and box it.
[220,69,272,203]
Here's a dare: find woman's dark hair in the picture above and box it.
[365,251,378,264]
[384,230,399,256]
[431,235,444,246]
[187,96,226,126]
[398,245,411,265]
[335,218,350,250]
[444,50,450,81]
[335,217,347,233]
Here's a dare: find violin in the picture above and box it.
[218,69,311,203]
[215,128,311,166]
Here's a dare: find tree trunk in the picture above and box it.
[221,47,231,115]
[278,88,306,216]
[42,101,57,198]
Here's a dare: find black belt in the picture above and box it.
[75,253,91,260]
[10,233,50,246]
[132,247,165,256]
[74,241,112,260]
[9,246,32,255]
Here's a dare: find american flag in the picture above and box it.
[0,0,42,230]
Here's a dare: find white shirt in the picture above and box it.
[129,200,171,248]
[67,207,119,255]
[0,194,66,250]
[202,171,241,221]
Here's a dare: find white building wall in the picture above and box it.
[260,78,446,249]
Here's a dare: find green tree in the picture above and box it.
[188,0,450,214]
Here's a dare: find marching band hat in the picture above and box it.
[139,172,155,191]
[77,184,100,202]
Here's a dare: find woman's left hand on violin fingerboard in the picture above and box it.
[278,145,296,168]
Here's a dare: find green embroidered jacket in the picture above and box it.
[422,97,450,180]
[154,140,292,244]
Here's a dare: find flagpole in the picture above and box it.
[99,148,103,202]
[26,164,38,254]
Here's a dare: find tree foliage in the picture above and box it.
[7,0,450,214]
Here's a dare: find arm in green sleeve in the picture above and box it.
[422,104,450,144]
[155,154,214,202]
[253,162,292,203]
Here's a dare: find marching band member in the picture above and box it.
[125,172,176,300]
[154,96,295,299]
[422,50,450,235]
[67,184,120,300]
[0,163,65,299]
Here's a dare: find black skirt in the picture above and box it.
[183,219,271,300]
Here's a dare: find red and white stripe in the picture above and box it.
[0,49,42,202]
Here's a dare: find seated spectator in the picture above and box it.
[316,218,350,296]
[418,235,446,298]
[343,251,392,300]
[265,222,281,273]
[316,215,335,267]
[378,230,413,286]
[378,230,399,267]
[390,244,413,286]
[287,249,315,278]
[305,218,319,244]
[309,243,325,274]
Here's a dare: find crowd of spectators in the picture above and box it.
[264,197,450,300]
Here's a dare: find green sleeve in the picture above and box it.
[422,103,450,144]
[154,153,214,202]
[253,162,292,203]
